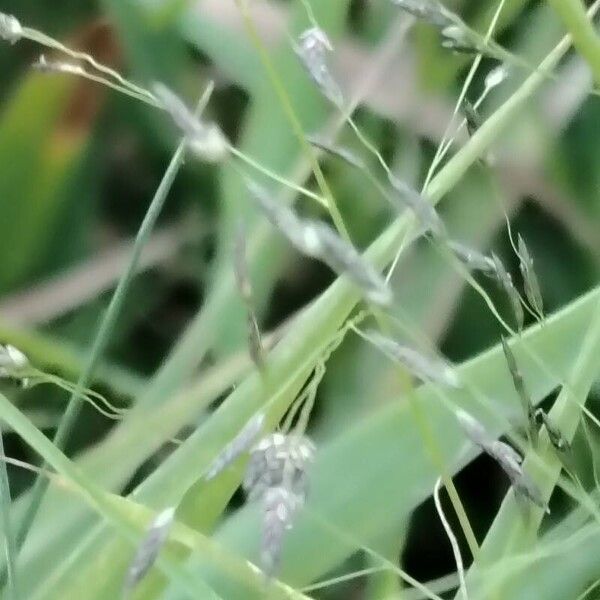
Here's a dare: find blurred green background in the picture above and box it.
[0,0,599,597]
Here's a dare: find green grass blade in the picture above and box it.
[49,283,600,600]
[15,79,213,556]
[0,430,18,599]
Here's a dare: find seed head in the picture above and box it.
[295,27,344,107]
[243,433,315,502]
[123,507,175,594]
[205,413,265,481]
[0,13,22,44]
[243,433,315,576]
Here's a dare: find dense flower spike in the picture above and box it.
[366,330,460,388]
[295,27,344,107]
[0,13,22,44]
[152,83,228,163]
[246,180,392,306]
[123,507,176,595]
[261,486,304,577]
[456,410,549,512]
[205,413,265,481]
[243,433,315,576]
[517,234,544,318]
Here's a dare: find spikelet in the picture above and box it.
[491,253,524,331]
[234,225,265,371]
[500,336,537,444]
[390,0,454,28]
[243,433,315,577]
[307,136,366,171]
[152,83,228,163]
[387,173,446,238]
[123,507,175,595]
[485,64,510,91]
[366,330,460,388]
[0,13,22,44]
[448,240,496,275]
[205,413,265,481]
[517,234,544,318]
[246,180,392,307]
[456,410,548,512]
[295,28,344,107]
[261,486,303,577]
[535,409,570,453]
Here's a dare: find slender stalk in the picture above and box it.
[233,0,350,241]
[0,431,17,600]
[547,0,600,84]
[13,84,214,558]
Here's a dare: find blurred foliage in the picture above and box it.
[0,0,599,598]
